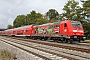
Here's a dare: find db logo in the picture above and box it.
[64,29,67,32]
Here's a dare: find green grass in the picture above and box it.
[81,40,90,43]
[0,50,13,60]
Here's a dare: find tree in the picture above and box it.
[36,18,49,25]
[7,25,13,29]
[13,15,26,28]
[45,9,59,21]
[13,10,48,28]
[27,10,43,25]
[61,0,84,21]
[83,21,90,39]
[81,0,90,39]
[81,0,90,19]
[50,18,58,23]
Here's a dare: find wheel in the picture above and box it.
[69,39,73,44]
[39,37,42,40]
[78,39,81,43]
[32,36,35,40]
[60,38,64,43]
[65,39,68,43]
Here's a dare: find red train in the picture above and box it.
[0,20,86,43]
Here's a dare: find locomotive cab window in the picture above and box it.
[64,23,67,27]
[71,22,82,28]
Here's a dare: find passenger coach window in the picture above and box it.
[26,30,28,32]
[64,23,67,27]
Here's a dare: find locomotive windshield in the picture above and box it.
[71,21,82,28]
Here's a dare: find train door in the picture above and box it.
[60,22,68,35]
[60,23,64,34]
[64,23,68,34]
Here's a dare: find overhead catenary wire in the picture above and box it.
[10,0,25,13]
[30,0,49,12]
[6,0,25,18]
[36,0,49,8]
[4,0,25,29]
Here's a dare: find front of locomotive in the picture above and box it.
[70,21,86,41]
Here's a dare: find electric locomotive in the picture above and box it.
[33,20,85,43]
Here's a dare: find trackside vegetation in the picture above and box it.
[0,50,14,60]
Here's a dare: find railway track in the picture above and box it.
[0,36,69,60]
[0,36,90,60]
[7,36,90,53]
[5,36,90,50]
[77,42,90,47]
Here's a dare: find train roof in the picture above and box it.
[39,21,61,26]
[14,24,37,30]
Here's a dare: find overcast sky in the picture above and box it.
[0,0,81,28]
